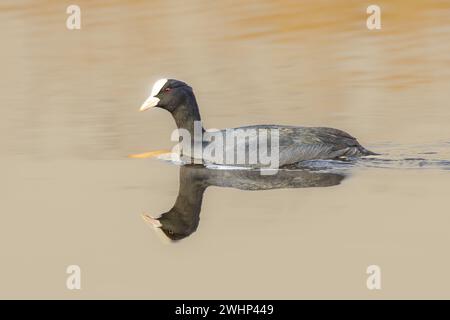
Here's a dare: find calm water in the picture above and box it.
[1,0,450,298]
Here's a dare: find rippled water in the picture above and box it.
[1,0,450,298]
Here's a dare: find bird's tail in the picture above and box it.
[358,146,380,156]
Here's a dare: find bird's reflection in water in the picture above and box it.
[142,165,347,242]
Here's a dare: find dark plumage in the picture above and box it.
[139,78,377,168]
[142,164,346,241]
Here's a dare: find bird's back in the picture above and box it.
[201,124,375,167]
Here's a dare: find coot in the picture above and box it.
[139,79,377,167]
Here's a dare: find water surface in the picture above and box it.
[1,0,450,298]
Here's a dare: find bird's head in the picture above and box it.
[140,78,194,113]
[142,209,199,243]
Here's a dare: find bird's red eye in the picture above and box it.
[164,87,171,92]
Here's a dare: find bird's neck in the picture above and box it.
[173,167,208,217]
[173,184,205,216]
[165,171,207,235]
[172,95,205,137]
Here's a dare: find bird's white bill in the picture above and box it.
[139,96,160,111]
[141,213,162,228]
[151,78,168,96]
[141,213,176,244]
[140,78,168,111]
